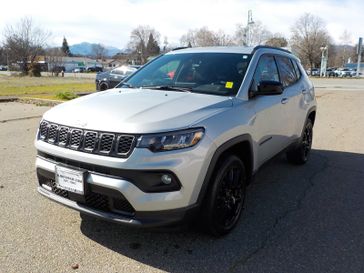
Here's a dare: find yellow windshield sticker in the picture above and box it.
[225,82,234,89]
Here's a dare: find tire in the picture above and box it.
[286,119,313,165]
[99,82,108,91]
[202,155,247,236]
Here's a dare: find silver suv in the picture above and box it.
[35,46,316,235]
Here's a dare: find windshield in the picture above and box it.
[120,52,251,96]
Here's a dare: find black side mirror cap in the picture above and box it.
[256,81,283,95]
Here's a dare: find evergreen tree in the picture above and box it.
[61,37,71,56]
[146,33,160,57]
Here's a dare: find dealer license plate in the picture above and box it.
[55,166,85,195]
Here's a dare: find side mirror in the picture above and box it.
[256,81,283,95]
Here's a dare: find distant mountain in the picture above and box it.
[69,42,122,57]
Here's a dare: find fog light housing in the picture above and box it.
[161,174,172,185]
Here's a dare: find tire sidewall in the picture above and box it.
[204,155,247,236]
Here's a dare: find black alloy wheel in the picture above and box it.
[287,119,313,164]
[203,155,247,236]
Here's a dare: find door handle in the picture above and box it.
[281,98,288,104]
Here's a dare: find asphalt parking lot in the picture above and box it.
[1,78,364,273]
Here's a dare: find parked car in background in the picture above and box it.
[0,65,8,71]
[326,68,337,77]
[310,68,320,76]
[86,66,103,73]
[334,68,351,77]
[73,67,86,73]
[96,65,138,91]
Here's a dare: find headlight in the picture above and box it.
[137,128,204,152]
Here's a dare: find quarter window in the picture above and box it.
[275,56,297,87]
[291,59,302,80]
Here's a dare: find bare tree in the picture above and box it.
[339,30,353,66]
[265,34,288,47]
[290,13,331,70]
[3,17,50,76]
[92,43,106,61]
[128,25,160,64]
[180,27,234,47]
[235,21,272,46]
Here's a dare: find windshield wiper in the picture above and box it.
[140,85,192,93]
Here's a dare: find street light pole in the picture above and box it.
[356,37,362,78]
[320,46,328,77]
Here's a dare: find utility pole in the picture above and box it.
[356,37,362,78]
[246,10,254,46]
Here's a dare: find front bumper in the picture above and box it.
[37,186,198,227]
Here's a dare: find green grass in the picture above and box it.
[0,75,95,100]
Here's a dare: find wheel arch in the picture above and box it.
[197,134,254,205]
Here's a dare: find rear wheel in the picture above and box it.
[286,119,313,164]
[202,155,247,236]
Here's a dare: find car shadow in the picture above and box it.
[80,149,364,273]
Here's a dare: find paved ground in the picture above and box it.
[1,78,363,273]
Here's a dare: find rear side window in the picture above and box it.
[275,56,297,87]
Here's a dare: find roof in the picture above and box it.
[166,46,255,55]
[166,45,292,55]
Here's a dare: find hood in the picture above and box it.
[43,88,233,133]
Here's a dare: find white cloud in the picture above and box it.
[0,0,362,48]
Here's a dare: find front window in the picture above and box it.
[120,52,251,96]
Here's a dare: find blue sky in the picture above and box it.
[0,0,362,48]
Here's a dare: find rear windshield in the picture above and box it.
[122,52,251,96]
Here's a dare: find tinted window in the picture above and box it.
[291,59,302,79]
[275,56,297,87]
[251,55,280,91]
[124,53,251,96]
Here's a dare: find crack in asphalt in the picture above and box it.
[0,115,42,123]
[228,153,330,272]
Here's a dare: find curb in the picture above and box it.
[19,97,63,106]
[0,97,19,103]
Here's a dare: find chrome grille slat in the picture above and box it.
[38,121,135,158]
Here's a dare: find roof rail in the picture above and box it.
[253,45,292,54]
[172,46,190,51]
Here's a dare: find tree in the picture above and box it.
[290,13,331,70]
[180,27,234,47]
[3,17,50,76]
[146,33,160,56]
[235,21,271,46]
[92,43,106,60]
[61,37,71,56]
[128,25,160,64]
[0,46,7,65]
[265,35,288,47]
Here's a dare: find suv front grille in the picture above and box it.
[38,121,136,158]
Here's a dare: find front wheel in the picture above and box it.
[202,155,247,236]
[286,119,313,164]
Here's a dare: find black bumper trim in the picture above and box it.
[37,186,199,227]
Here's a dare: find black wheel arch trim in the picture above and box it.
[196,134,253,206]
